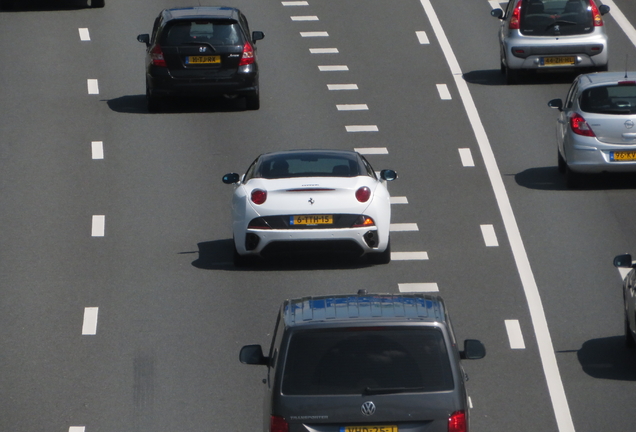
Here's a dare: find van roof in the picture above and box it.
[282,293,446,326]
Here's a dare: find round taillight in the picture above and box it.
[251,189,267,205]
[355,186,371,203]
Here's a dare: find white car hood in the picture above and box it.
[241,176,379,216]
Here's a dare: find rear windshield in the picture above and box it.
[281,327,454,395]
[520,0,594,36]
[163,20,243,46]
[580,84,636,114]
[255,153,365,179]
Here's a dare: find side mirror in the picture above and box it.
[240,344,268,365]
[599,4,610,15]
[223,173,240,184]
[137,34,150,47]
[548,98,563,111]
[490,8,504,19]
[460,339,486,360]
[380,169,398,181]
[614,254,633,268]
[252,31,265,43]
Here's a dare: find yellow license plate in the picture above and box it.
[291,215,333,225]
[612,151,636,161]
[343,426,397,432]
[186,55,221,64]
[542,56,575,66]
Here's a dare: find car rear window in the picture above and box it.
[281,327,454,395]
[520,0,594,36]
[580,84,636,114]
[256,153,364,179]
[163,20,242,46]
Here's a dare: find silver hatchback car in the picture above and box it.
[491,0,610,84]
[548,72,636,188]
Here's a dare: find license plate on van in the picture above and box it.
[341,426,397,432]
[541,56,575,66]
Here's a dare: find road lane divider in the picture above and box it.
[301,31,328,37]
[327,84,357,90]
[319,65,348,71]
[91,215,105,237]
[390,196,408,204]
[82,307,99,335]
[78,28,90,41]
[291,15,318,21]
[416,31,430,44]
[337,104,368,111]
[391,251,429,260]
[459,148,475,167]
[505,319,526,349]
[354,147,388,154]
[399,283,439,292]
[346,125,378,132]
[282,0,308,5]
[87,79,99,95]
[480,224,499,247]
[390,223,419,232]
[91,141,103,160]
[310,48,338,53]
[436,84,452,100]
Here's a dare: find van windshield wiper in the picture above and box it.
[363,386,427,395]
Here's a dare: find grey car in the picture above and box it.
[240,292,485,432]
[613,254,636,348]
[491,0,610,84]
[548,72,636,188]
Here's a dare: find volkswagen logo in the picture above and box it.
[361,401,376,416]
[625,120,635,129]
[199,46,206,53]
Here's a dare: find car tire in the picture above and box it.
[505,66,520,85]
[367,241,391,265]
[245,93,260,111]
[557,151,566,174]
[625,309,635,348]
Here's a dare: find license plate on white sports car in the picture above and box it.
[290,215,333,225]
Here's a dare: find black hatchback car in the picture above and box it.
[137,6,264,112]
[240,292,486,432]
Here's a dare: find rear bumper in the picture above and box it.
[147,67,258,97]
[564,136,636,173]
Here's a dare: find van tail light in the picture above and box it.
[509,0,521,29]
[590,0,604,26]
[270,416,289,432]
[355,186,371,203]
[448,410,467,432]
[569,112,596,137]
[250,189,267,205]
[150,44,166,67]
[239,42,255,66]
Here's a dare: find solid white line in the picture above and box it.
[390,223,419,232]
[78,28,90,41]
[459,148,475,167]
[390,196,408,204]
[469,396,473,409]
[600,0,636,48]
[87,79,99,94]
[92,215,105,237]
[291,15,318,21]
[489,0,503,10]
[391,251,429,260]
[319,65,349,71]
[354,147,388,154]
[327,84,357,90]
[82,307,98,335]
[346,125,378,132]
[282,0,308,5]
[416,31,429,44]
[91,141,104,160]
[69,427,86,432]
[480,224,499,247]
[310,48,338,54]
[301,31,328,37]
[420,1,574,430]
[398,283,439,292]
[337,104,368,111]
[505,319,526,349]
[436,83,452,100]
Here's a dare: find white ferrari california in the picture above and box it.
[222,149,397,266]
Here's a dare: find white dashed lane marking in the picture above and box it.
[489,0,503,9]
[480,224,499,247]
[82,307,99,335]
[69,427,86,432]
[291,15,318,21]
[398,283,439,292]
[436,84,452,100]
[327,84,358,90]
[282,0,308,4]
[459,148,475,167]
[390,223,419,232]
[391,252,429,260]
[390,196,408,204]
[310,48,338,53]
[337,104,368,111]
[92,141,104,160]
[354,147,388,154]
[416,31,429,44]
[92,215,105,237]
[87,79,99,94]
[346,125,378,132]
[78,28,90,41]
[301,31,328,37]
[505,319,526,349]
[319,65,348,71]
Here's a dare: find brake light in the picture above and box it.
[251,189,267,205]
[355,186,371,202]
[150,44,166,67]
[239,42,255,66]
[619,81,636,86]
[247,217,271,229]
[509,0,521,29]
[270,416,289,432]
[590,0,604,26]
[569,113,596,137]
[448,410,466,432]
